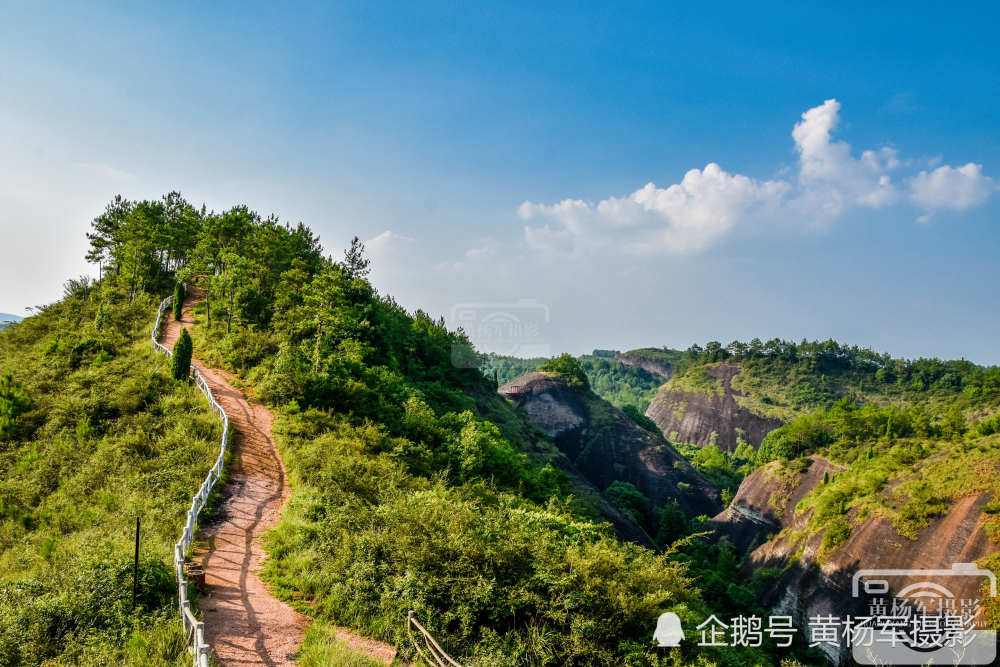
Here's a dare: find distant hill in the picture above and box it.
[0,313,23,330]
[484,349,665,412]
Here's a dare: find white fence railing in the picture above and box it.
[152,294,228,667]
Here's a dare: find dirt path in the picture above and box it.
[162,291,397,666]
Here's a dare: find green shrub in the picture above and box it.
[977,413,1000,436]
[539,353,589,388]
[605,480,649,525]
[171,328,193,380]
[172,283,184,321]
[821,517,851,551]
[0,373,31,439]
[622,404,660,435]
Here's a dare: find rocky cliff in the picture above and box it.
[711,456,1000,664]
[470,380,654,546]
[614,349,675,382]
[498,371,721,519]
[708,454,843,553]
[645,362,783,451]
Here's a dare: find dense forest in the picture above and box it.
[0,193,824,666]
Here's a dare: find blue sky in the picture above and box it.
[1,1,998,363]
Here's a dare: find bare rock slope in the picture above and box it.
[645,362,783,451]
[614,350,675,382]
[499,371,721,518]
[711,456,999,664]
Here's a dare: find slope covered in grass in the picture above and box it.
[0,282,222,666]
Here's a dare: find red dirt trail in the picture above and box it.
[161,291,398,666]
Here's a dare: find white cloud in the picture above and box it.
[790,98,898,219]
[519,163,789,255]
[365,229,415,254]
[518,99,995,256]
[909,163,996,219]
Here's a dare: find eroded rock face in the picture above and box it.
[708,455,843,553]
[470,378,653,547]
[499,371,721,518]
[614,351,674,382]
[645,363,783,451]
[711,456,1000,664]
[499,372,586,438]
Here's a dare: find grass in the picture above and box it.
[0,287,222,665]
[296,624,398,667]
[662,366,725,397]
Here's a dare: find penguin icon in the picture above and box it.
[653,612,684,647]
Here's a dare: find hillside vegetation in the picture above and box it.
[0,282,221,666]
[664,339,999,419]
[756,397,1000,555]
[67,192,829,665]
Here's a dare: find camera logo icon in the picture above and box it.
[851,563,996,665]
[450,300,550,367]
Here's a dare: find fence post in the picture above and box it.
[132,515,141,611]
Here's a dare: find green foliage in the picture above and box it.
[820,517,851,552]
[171,328,193,381]
[673,442,753,497]
[296,625,386,667]
[895,481,948,538]
[605,480,649,525]
[539,353,590,388]
[943,403,967,438]
[0,374,31,440]
[977,413,1000,436]
[172,283,184,321]
[264,411,715,665]
[622,404,660,435]
[655,501,689,547]
[0,288,221,664]
[683,337,1000,404]
[342,236,371,279]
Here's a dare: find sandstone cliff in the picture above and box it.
[469,381,655,547]
[645,362,783,451]
[614,349,675,382]
[498,371,721,519]
[711,455,1000,664]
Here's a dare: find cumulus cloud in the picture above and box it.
[518,99,995,256]
[789,98,899,219]
[520,163,789,255]
[909,163,996,220]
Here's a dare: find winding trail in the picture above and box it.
[162,290,398,666]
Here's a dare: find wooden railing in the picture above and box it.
[408,610,463,667]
